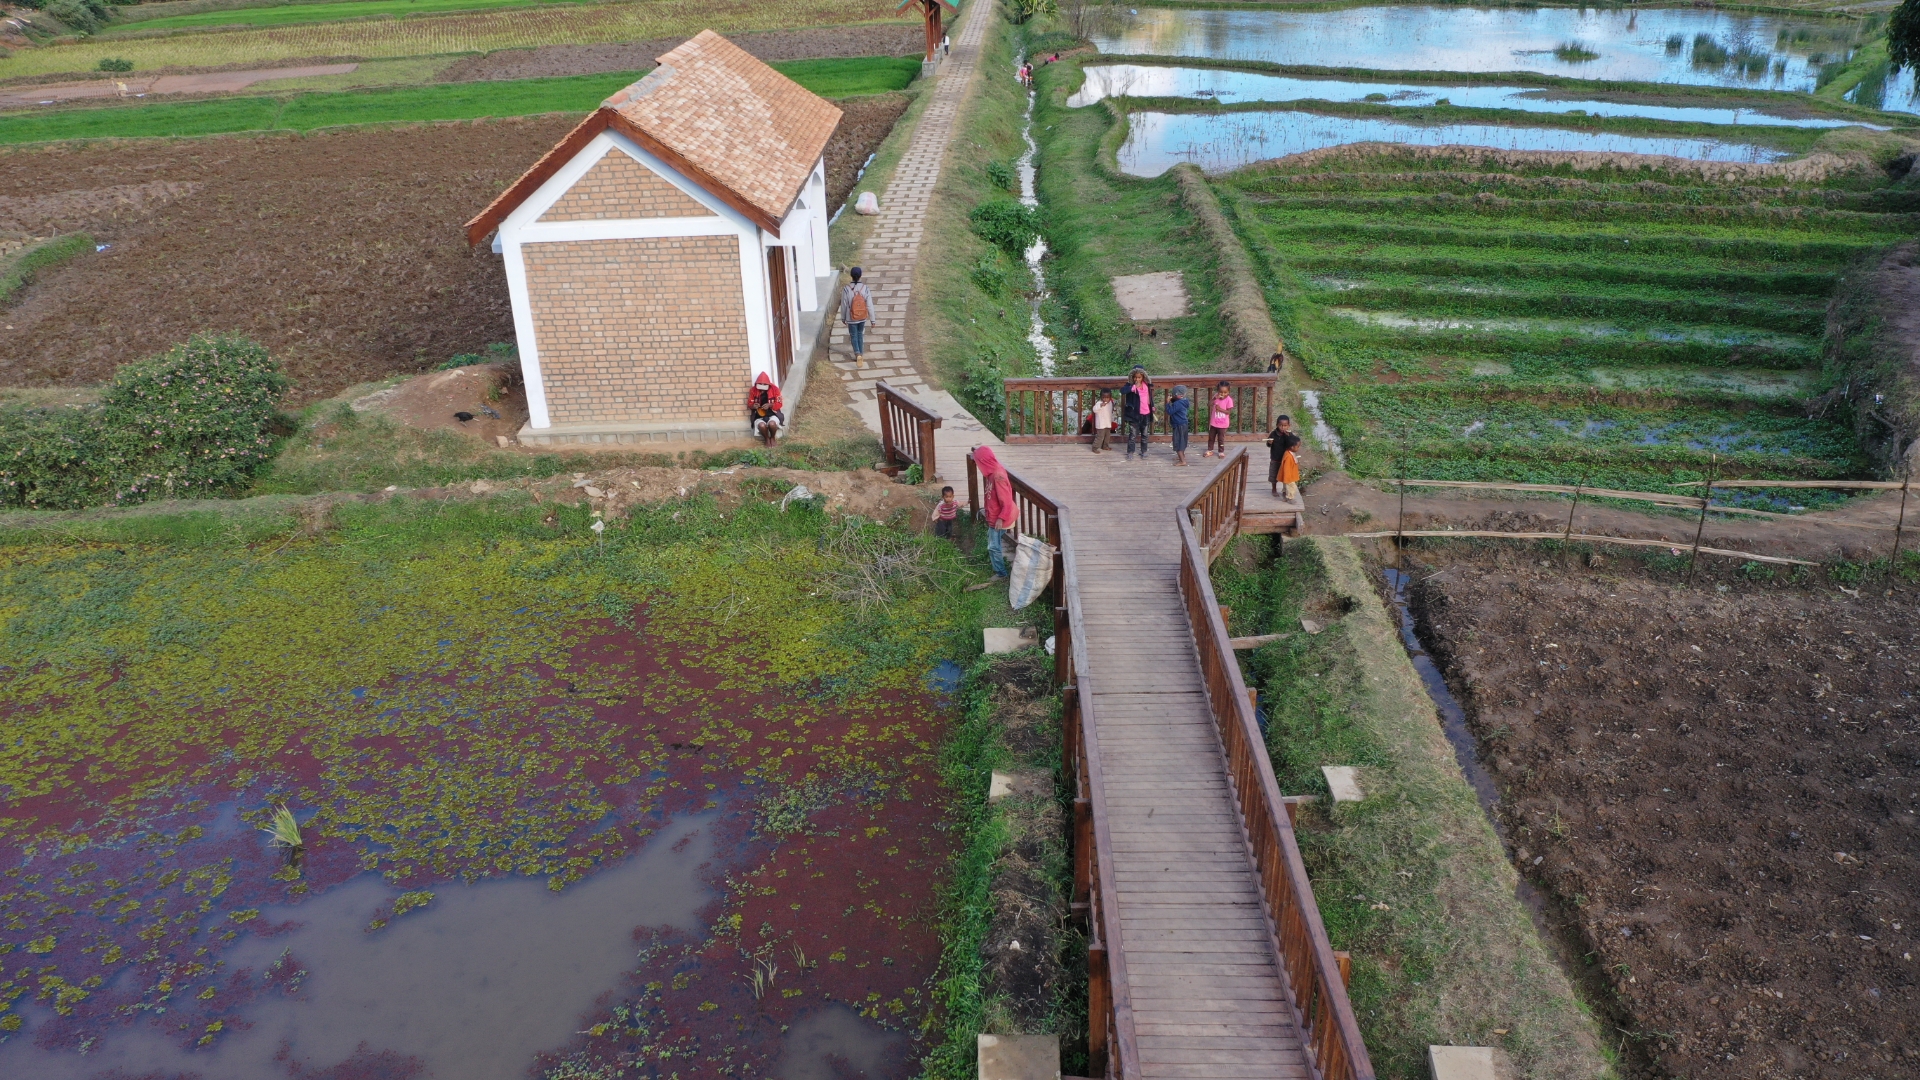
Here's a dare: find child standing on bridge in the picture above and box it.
[1266,414,1301,501]
[1122,366,1154,460]
[1167,385,1192,466]
[1090,388,1114,453]
[1205,381,1233,458]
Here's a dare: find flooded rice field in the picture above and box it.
[1086,5,1903,101]
[0,502,963,1079]
[1071,64,1878,128]
[1117,109,1785,176]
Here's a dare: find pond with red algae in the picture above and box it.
[0,498,970,1079]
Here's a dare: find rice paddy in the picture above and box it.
[1223,149,1918,492]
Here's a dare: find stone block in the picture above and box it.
[1322,765,1364,803]
[1428,1045,1514,1080]
[978,1033,1059,1080]
[983,627,1039,654]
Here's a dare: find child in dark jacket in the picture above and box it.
[1121,366,1154,460]
[1265,415,1302,500]
[1166,385,1192,466]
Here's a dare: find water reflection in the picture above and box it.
[0,811,724,1080]
[1118,110,1786,177]
[777,1003,908,1079]
[1088,5,1870,92]
[1071,64,1883,128]
[1847,61,1920,115]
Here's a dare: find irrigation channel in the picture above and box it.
[1018,52,1057,375]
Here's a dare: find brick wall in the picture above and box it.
[524,235,752,426]
[540,151,715,222]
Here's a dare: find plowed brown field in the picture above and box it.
[0,96,904,404]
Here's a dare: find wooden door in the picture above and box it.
[766,246,793,384]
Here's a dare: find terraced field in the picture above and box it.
[1222,149,1920,497]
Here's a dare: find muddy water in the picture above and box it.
[0,812,728,1079]
[1117,109,1785,176]
[1088,5,1867,92]
[1379,569,1549,923]
[1071,64,1881,127]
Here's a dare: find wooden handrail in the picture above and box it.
[1001,374,1279,444]
[1187,447,1249,560]
[1176,458,1375,1080]
[967,450,1141,1079]
[877,381,942,483]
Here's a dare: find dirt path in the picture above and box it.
[0,63,357,109]
[1302,467,1914,565]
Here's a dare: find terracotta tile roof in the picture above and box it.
[465,30,840,246]
[603,30,841,227]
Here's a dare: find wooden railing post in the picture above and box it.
[919,417,937,485]
[1087,939,1110,1076]
[966,451,979,521]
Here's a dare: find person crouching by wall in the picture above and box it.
[749,372,784,447]
[1266,414,1301,501]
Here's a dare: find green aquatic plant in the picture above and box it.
[261,804,303,859]
[740,956,780,999]
[1553,41,1598,63]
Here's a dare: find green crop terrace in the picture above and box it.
[1220,148,1920,504]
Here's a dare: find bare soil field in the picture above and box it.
[1406,545,1919,1079]
[0,97,906,402]
[436,23,925,82]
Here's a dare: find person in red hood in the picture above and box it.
[748,373,784,447]
[974,445,1017,579]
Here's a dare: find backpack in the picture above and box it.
[848,285,869,323]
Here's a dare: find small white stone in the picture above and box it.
[584,486,604,498]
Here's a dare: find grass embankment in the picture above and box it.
[0,233,93,302]
[0,57,922,144]
[1213,145,1920,494]
[909,6,1042,424]
[1026,44,1235,379]
[1211,534,1613,1080]
[0,0,906,78]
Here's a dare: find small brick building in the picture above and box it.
[466,31,841,445]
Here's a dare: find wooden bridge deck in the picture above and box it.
[995,445,1311,1080]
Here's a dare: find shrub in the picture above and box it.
[968,199,1043,257]
[97,57,132,72]
[46,0,110,34]
[969,253,1010,296]
[0,334,290,509]
[984,159,1016,191]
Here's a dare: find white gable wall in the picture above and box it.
[499,131,802,432]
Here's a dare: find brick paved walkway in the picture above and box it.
[825,0,993,404]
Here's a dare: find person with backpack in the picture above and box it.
[1121,366,1154,461]
[839,267,873,365]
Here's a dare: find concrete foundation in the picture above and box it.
[978,1033,1059,1080]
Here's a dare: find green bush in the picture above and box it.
[97,57,132,72]
[968,199,1043,257]
[984,159,1016,191]
[0,334,290,509]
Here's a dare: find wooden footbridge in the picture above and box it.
[883,375,1372,1079]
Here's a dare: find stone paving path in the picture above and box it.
[824,0,992,407]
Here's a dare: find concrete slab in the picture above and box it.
[1323,765,1364,803]
[1112,271,1189,322]
[978,1033,1060,1080]
[988,771,1013,801]
[1428,1045,1515,1080]
[984,627,1039,654]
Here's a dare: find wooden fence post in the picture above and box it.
[1890,463,1911,578]
[1686,453,1716,586]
